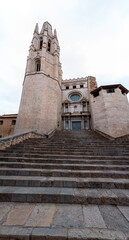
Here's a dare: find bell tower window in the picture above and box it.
[47,40,51,52]
[40,38,43,49]
[36,59,41,72]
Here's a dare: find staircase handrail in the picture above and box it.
[95,128,129,141]
[45,128,57,138]
[0,128,58,150]
[95,128,115,140]
[115,133,129,142]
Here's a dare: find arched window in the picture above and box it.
[40,38,43,49]
[36,59,41,72]
[47,39,51,52]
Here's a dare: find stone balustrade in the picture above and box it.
[95,128,115,140]
[0,131,45,150]
[45,128,57,139]
[95,128,129,141]
[116,134,129,142]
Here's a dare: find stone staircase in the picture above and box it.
[0,130,129,239]
[0,130,129,205]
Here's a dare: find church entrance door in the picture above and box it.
[72,121,81,130]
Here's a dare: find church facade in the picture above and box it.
[0,21,129,138]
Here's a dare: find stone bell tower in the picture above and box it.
[15,22,62,134]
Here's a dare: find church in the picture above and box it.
[0,21,129,138]
[0,22,129,238]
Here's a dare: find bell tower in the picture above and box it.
[15,22,62,134]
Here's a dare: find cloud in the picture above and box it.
[0,0,129,115]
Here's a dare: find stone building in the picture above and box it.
[90,84,129,137]
[1,21,129,138]
[0,114,17,138]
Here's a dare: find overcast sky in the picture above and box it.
[0,0,129,115]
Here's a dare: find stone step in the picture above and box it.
[10,143,128,148]
[2,151,126,157]
[5,142,128,147]
[5,138,123,142]
[0,153,101,158]
[0,226,128,240]
[1,150,127,157]
[7,146,118,150]
[0,186,128,205]
[0,168,129,178]
[1,150,95,155]
[0,156,128,165]
[1,147,126,153]
[0,152,127,158]
[5,145,128,149]
[0,161,129,171]
[0,176,129,189]
[0,202,129,239]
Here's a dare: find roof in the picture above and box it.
[90,84,129,95]
[0,114,18,118]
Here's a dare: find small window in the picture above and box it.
[47,40,51,52]
[80,85,83,88]
[65,103,68,108]
[93,91,99,98]
[37,63,41,71]
[106,88,115,93]
[36,59,41,72]
[12,120,16,125]
[66,86,69,90]
[121,90,125,95]
[0,135,2,138]
[40,38,43,49]
[73,86,76,89]
[0,120,3,125]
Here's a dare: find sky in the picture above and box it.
[0,0,129,115]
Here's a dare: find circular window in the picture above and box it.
[70,94,81,102]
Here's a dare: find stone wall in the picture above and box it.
[90,87,129,137]
[15,73,61,134]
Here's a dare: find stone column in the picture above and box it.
[87,116,90,129]
[86,102,88,111]
[82,116,84,130]
[64,116,65,130]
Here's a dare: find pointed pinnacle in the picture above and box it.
[40,24,44,34]
[34,23,39,34]
[54,29,57,37]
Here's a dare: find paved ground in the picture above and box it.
[0,202,129,239]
